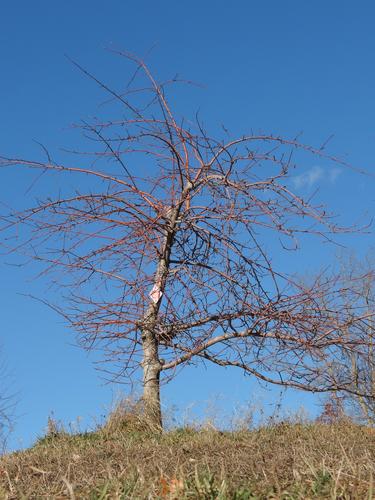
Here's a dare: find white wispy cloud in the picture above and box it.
[292,166,342,190]
[329,167,342,183]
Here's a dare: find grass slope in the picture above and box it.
[0,417,374,499]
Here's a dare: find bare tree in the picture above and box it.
[324,253,375,424]
[0,353,15,452]
[0,52,374,428]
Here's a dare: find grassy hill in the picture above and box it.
[0,411,374,499]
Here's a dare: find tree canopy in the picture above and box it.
[1,52,374,426]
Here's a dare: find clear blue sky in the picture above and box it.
[1,1,374,450]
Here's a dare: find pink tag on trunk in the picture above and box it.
[149,283,163,303]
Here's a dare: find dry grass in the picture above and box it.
[0,406,374,499]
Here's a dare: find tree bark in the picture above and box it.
[142,329,163,429]
[140,205,182,429]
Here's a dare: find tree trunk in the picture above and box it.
[142,331,163,430]
[141,206,181,430]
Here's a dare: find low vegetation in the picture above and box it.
[0,404,374,499]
